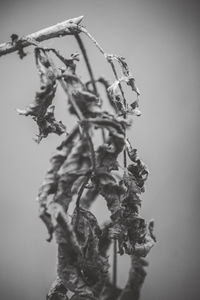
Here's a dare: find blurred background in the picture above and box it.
[0,0,199,299]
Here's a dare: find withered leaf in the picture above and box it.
[72,208,109,291]
[106,55,140,96]
[42,202,96,298]
[107,76,141,116]
[17,48,66,142]
[34,105,66,143]
[61,65,101,118]
[38,137,91,240]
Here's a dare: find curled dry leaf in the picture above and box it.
[17,48,66,142]
[105,54,140,95]
[50,203,96,299]
[60,57,102,118]
[107,76,141,116]
[72,208,109,296]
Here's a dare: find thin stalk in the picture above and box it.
[75,173,91,231]
[80,27,127,105]
[80,27,130,287]
[86,131,96,172]
[76,173,91,211]
[75,34,98,96]
[75,34,107,143]
[123,147,127,169]
[113,239,117,287]
[80,27,105,55]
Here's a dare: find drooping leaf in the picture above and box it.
[93,172,125,216]
[106,54,140,96]
[48,203,96,299]
[38,128,77,209]
[52,138,91,211]
[134,220,156,257]
[71,208,109,297]
[107,79,125,114]
[107,77,141,116]
[17,48,65,141]
[126,139,149,190]
[34,105,66,143]
[86,116,127,170]
[61,63,102,118]
[38,138,74,241]
[38,136,91,240]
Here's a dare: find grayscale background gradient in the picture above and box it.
[0,0,199,299]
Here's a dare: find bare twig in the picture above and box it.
[0,16,83,57]
[80,27,105,55]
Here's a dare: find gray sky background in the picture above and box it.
[0,0,199,299]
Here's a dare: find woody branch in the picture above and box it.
[0,16,83,57]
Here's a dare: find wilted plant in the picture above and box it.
[0,16,156,300]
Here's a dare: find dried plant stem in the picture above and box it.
[75,173,91,232]
[86,131,96,172]
[80,28,105,55]
[0,16,84,57]
[80,27,131,289]
[75,34,106,143]
[113,239,118,287]
[75,34,98,96]
[80,27,127,103]
[76,174,91,211]
[80,26,128,146]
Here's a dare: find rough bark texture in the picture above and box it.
[0,16,83,57]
